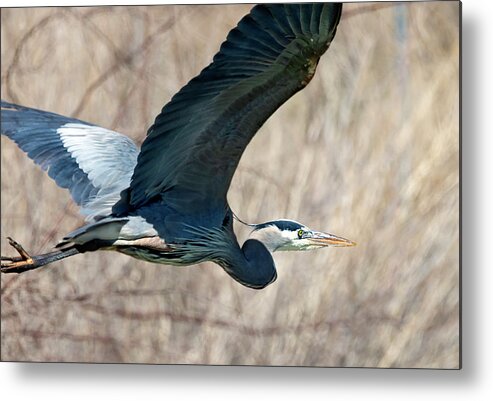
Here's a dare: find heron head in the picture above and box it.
[248,219,356,252]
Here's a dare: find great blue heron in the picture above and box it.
[1,3,355,289]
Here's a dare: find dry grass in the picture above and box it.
[0,2,459,367]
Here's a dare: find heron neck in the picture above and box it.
[219,238,277,289]
[248,227,289,252]
[174,225,277,289]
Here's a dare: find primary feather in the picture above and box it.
[1,101,139,221]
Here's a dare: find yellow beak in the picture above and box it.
[307,231,356,247]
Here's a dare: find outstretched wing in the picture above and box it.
[1,101,139,221]
[115,3,342,216]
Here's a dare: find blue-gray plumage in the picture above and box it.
[1,102,138,220]
[1,3,355,289]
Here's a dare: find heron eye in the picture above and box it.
[297,229,304,239]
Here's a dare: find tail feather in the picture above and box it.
[56,217,129,248]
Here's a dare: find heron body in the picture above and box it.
[1,3,354,289]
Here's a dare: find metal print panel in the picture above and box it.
[0,2,460,368]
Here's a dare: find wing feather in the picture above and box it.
[1,101,139,221]
[114,3,342,221]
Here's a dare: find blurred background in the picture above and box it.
[1,2,459,368]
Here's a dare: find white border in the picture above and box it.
[2,0,492,400]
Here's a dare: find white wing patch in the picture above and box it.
[58,123,139,220]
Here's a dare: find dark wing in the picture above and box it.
[114,3,342,215]
[1,101,139,221]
